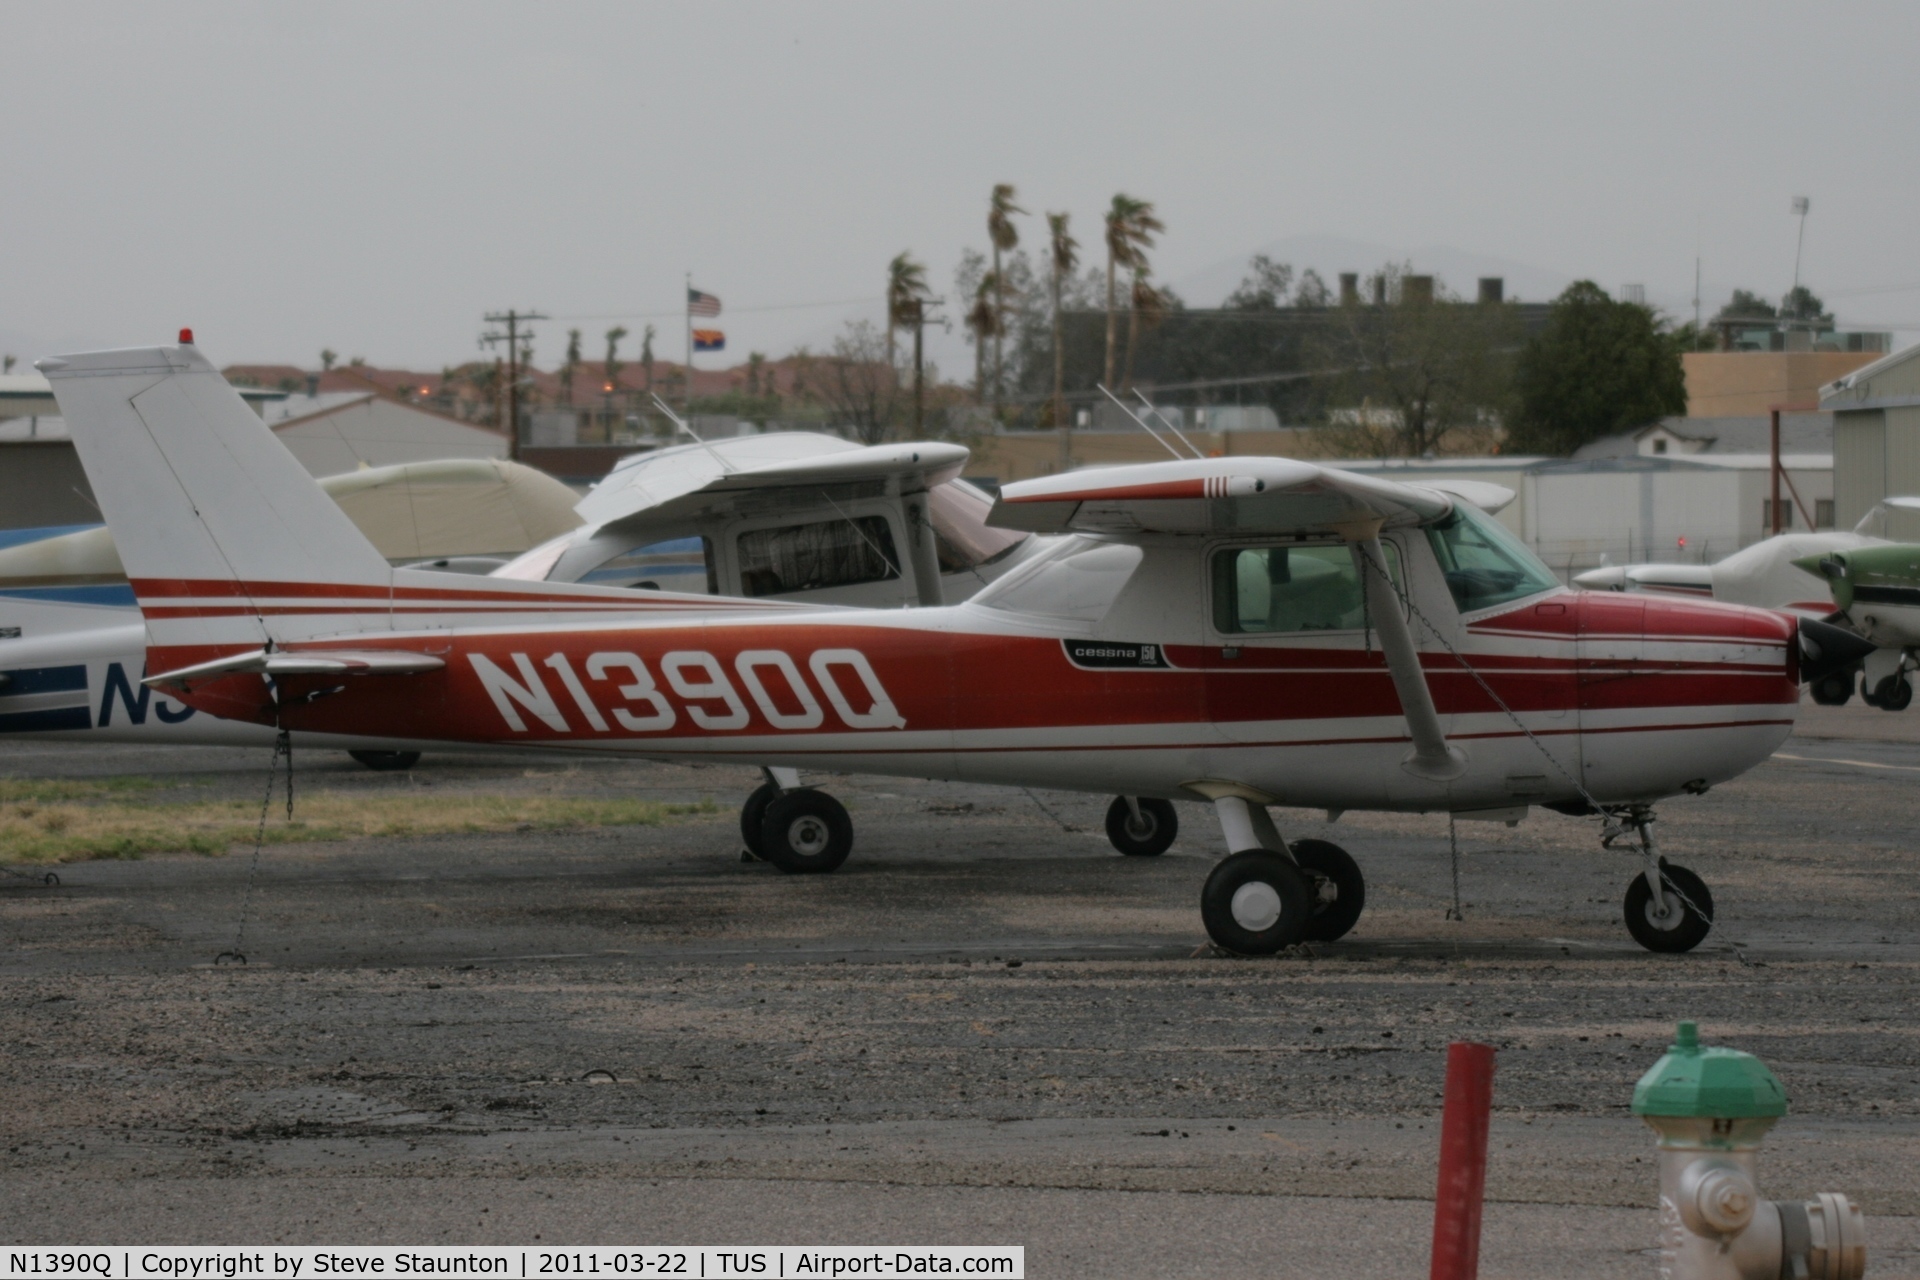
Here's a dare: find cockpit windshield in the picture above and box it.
[1425,503,1559,613]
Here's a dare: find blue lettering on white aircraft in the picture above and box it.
[98,662,195,726]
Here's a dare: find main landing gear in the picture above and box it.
[1198,797,1367,954]
[740,767,852,874]
[1605,806,1714,953]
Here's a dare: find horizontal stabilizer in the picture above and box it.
[147,648,446,691]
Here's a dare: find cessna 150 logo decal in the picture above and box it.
[469,647,907,735]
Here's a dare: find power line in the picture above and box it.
[545,296,882,324]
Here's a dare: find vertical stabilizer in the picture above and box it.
[38,339,392,660]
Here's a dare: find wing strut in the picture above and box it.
[1353,532,1467,781]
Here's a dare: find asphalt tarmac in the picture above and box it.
[3,698,1919,1277]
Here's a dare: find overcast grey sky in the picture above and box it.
[4,1,1918,375]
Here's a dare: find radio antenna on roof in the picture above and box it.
[1095,383,1185,461]
[650,392,734,473]
[1132,388,1207,459]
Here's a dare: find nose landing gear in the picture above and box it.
[1606,806,1714,953]
[1105,796,1178,857]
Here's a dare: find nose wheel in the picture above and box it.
[1606,807,1714,953]
[1106,796,1178,856]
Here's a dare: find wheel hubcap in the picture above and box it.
[1126,816,1156,840]
[1230,881,1283,932]
[1644,891,1683,930]
[788,816,831,857]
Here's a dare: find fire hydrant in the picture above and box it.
[1633,1021,1867,1279]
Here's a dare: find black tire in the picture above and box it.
[1200,850,1315,955]
[1810,671,1855,706]
[740,781,780,857]
[1105,797,1178,857]
[1623,860,1714,953]
[1289,839,1366,942]
[1872,675,1912,712]
[759,789,853,874]
[348,750,421,772]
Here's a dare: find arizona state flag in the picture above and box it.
[692,328,726,352]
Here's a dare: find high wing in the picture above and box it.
[987,457,1508,536]
[575,434,970,528]
[990,456,1499,781]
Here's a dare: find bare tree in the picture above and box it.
[1319,264,1516,457]
[812,320,902,445]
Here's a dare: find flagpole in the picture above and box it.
[684,270,693,414]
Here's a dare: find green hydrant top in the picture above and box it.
[1632,1021,1788,1119]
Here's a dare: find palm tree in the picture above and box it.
[987,184,1025,415]
[965,273,1001,406]
[886,252,933,432]
[1102,194,1163,388]
[886,252,928,371]
[1122,272,1168,392]
[1046,212,1078,450]
[559,329,582,406]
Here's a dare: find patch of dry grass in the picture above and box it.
[0,779,716,864]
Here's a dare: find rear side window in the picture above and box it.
[736,516,900,597]
[581,535,715,593]
[1425,504,1558,613]
[1210,542,1400,634]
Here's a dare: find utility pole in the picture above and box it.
[911,298,944,437]
[1789,197,1811,326]
[482,309,547,459]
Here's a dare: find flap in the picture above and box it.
[988,457,1455,536]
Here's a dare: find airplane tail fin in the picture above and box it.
[38,337,393,664]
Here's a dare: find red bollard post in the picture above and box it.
[1429,1041,1497,1280]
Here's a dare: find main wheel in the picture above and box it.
[1623,859,1714,953]
[1810,670,1855,706]
[1105,797,1178,857]
[1289,839,1366,942]
[740,781,780,858]
[759,789,853,874]
[1871,674,1912,712]
[1201,850,1315,955]
[348,750,421,772]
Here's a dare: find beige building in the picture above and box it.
[1824,343,1920,538]
[1683,351,1880,418]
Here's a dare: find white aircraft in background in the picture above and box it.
[37,337,1874,953]
[1573,497,1920,708]
[0,456,583,767]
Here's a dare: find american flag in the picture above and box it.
[687,288,722,317]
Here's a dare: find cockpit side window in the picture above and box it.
[1425,504,1559,613]
[1210,542,1400,634]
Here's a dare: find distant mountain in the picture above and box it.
[1171,233,1576,309]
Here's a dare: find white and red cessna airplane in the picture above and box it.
[39,338,1871,955]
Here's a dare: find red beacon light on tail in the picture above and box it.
[178,328,194,345]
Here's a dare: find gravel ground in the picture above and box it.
[3,698,1919,1277]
